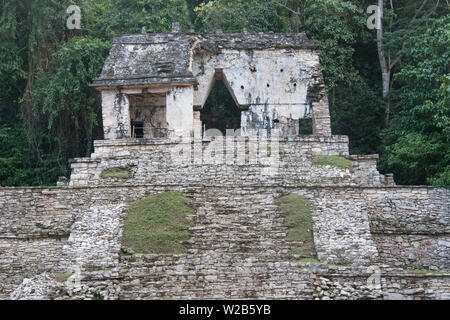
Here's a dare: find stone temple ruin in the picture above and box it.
[91,30,331,140]
[0,28,449,300]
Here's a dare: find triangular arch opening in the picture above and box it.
[200,71,241,136]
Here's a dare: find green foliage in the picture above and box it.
[81,0,193,39]
[0,0,448,188]
[279,1,384,155]
[23,36,110,184]
[122,192,195,254]
[300,0,363,89]
[0,0,193,186]
[274,194,315,257]
[379,17,450,188]
[312,156,352,169]
[329,76,385,155]
[31,37,109,136]
[194,0,288,33]
[0,124,32,186]
[384,132,449,186]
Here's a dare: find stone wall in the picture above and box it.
[366,187,449,270]
[118,253,449,300]
[69,137,393,187]
[0,184,448,299]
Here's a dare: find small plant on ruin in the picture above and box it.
[275,194,316,257]
[122,192,195,254]
[298,258,321,264]
[312,156,352,169]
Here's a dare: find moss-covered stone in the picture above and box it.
[274,194,316,257]
[122,192,195,254]
[53,272,74,283]
[298,258,321,264]
[101,167,131,179]
[312,155,351,169]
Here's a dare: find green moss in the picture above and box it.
[297,258,321,264]
[274,194,316,257]
[405,269,450,275]
[101,167,131,179]
[53,272,75,283]
[312,156,351,169]
[122,192,195,254]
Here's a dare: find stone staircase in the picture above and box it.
[184,191,301,258]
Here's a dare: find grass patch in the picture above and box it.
[53,272,75,283]
[405,269,450,275]
[298,258,321,264]
[101,167,131,179]
[274,194,316,257]
[312,156,351,169]
[122,191,195,254]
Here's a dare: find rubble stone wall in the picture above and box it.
[69,137,393,187]
[0,184,448,299]
[118,253,450,300]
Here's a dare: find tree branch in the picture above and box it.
[389,0,429,70]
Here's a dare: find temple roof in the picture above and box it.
[91,32,317,88]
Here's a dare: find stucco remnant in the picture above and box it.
[92,31,331,138]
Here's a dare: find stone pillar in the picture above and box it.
[193,111,202,139]
[166,86,194,138]
[312,95,332,136]
[101,90,131,139]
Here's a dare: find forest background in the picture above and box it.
[0,0,448,187]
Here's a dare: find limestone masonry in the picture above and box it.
[1,28,449,300]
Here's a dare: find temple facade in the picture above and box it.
[91,27,331,139]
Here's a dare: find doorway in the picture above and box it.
[128,93,168,139]
[200,77,241,136]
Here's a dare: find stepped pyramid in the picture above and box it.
[1,28,449,300]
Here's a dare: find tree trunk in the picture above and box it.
[376,0,391,125]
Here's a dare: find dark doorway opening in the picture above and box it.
[299,118,313,135]
[131,121,144,138]
[200,80,241,136]
[129,93,167,139]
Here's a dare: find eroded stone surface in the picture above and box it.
[1,185,448,299]
[93,31,331,139]
[1,31,448,300]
